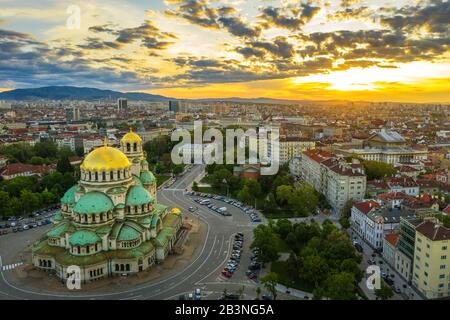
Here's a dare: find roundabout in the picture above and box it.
[0,164,261,300]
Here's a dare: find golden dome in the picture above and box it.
[81,145,131,171]
[121,128,142,144]
[171,207,181,215]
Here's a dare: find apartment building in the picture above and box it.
[412,220,450,299]
[270,137,315,164]
[302,149,366,213]
[395,217,423,282]
[351,200,416,249]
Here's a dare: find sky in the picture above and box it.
[0,0,449,102]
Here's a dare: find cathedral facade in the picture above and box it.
[32,130,183,283]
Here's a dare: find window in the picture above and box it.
[440,265,446,269]
[439,274,445,279]
[441,255,447,260]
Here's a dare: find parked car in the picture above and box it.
[194,288,202,300]
[354,243,364,253]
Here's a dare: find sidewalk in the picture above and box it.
[276,283,312,299]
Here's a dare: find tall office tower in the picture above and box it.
[73,107,80,121]
[65,108,74,122]
[117,98,128,111]
[169,100,180,113]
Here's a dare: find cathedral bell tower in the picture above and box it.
[120,128,145,176]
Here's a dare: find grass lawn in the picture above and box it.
[156,175,171,187]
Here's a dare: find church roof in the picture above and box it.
[140,171,155,184]
[69,230,101,246]
[61,185,78,204]
[126,185,154,206]
[73,191,114,215]
[117,225,141,241]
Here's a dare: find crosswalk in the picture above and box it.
[1,262,23,271]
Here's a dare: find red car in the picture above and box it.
[221,270,232,278]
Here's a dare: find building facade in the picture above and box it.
[412,220,450,299]
[32,130,183,283]
[302,149,367,213]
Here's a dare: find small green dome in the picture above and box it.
[117,225,141,241]
[61,185,78,204]
[69,230,101,246]
[73,192,114,215]
[141,159,149,166]
[140,171,155,184]
[126,185,154,206]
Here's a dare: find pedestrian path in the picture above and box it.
[1,262,23,271]
[276,283,312,299]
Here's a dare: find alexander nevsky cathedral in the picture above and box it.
[32,130,183,282]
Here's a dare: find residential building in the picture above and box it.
[383,233,399,267]
[0,163,52,180]
[351,200,417,249]
[270,137,315,164]
[395,217,423,282]
[412,219,450,299]
[302,149,366,213]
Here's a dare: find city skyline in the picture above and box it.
[0,0,449,103]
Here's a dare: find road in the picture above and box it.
[0,164,263,300]
[350,229,422,300]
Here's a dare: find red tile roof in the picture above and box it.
[0,163,48,176]
[354,200,381,215]
[385,233,399,246]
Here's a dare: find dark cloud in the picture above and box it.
[258,3,321,30]
[165,0,259,38]
[81,20,177,52]
[380,0,449,34]
[218,16,261,38]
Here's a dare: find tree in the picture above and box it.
[192,181,199,192]
[300,254,329,288]
[323,272,356,300]
[260,272,279,300]
[263,192,277,213]
[362,160,397,180]
[237,186,252,205]
[0,191,11,217]
[57,156,74,174]
[255,287,261,300]
[251,225,280,262]
[375,282,394,300]
[172,164,184,175]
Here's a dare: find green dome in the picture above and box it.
[69,230,101,246]
[140,171,155,184]
[141,159,149,166]
[126,185,154,206]
[61,185,78,204]
[73,192,113,215]
[117,225,141,241]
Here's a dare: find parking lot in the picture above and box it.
[186,191,263,223]
[0,205,59,236]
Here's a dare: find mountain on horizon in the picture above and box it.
[0,86,172,101]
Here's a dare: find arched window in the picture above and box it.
[133,143,137,152]
[126,264,130,271]
[89,172,92,180]
[110,171,113,180]
[118,170,121,179]
[115,264,119,271]
[77,246,81,254]
[86,246,90,254]
[102,172,106,181]
[126,143,130,152]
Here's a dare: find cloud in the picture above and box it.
[80,20,177,52]
[258,3,321,30]
[165,0,260,38]
[380,0,450,34]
